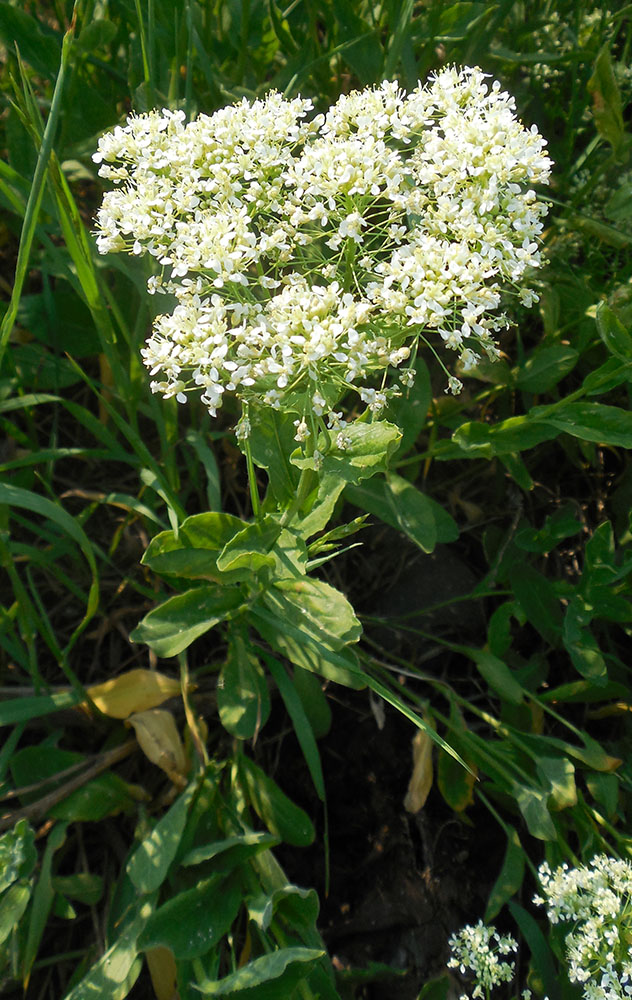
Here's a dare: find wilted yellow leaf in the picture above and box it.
[146,946,178,1000]
[87,669,181,719]
[127,709,188,785]
[404,728,434,813]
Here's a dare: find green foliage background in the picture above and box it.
[0,1,631,998]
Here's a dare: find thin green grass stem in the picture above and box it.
[0,9,77,369]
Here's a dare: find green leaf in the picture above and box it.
[246,883,320,934]
[50,771,136,822]
[216,517,281,573]
[467,648,524,705]
[75,18,117,52]
[536,402,632,447]
[127,785,195,894]
[62,899,152,1000]
[345,475,457,549]
[485,827,525,922]
[51,874,103,906]
[0,819,36,893]
[269,576,361,648]
[291,666,332,739]
[508,901,560,1000]
[264,653,326,801]
[194,946,324,996]
[0,5,60,77]
[587,43,625,153]
[246,408,299,504]
[130,584,244,657]
[515,346,578,393]
[138,874,241,960]
[453,417,558,457]
[239,756,315,847]
[0,882,31,947]
[536,756,577,811]
[514,784,556,840]
[142,513,249,581]
[181,832,279,870]
[218,634,271,740]
[293,420,401,483]
[0,689,81,726]
[22,822,67,984]
[509,564,562,645]
[585,773,619,816]
[563,598,608,684]
[596,302,632,359]
[253,604,365,689]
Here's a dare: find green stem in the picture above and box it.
[243,435,262,520]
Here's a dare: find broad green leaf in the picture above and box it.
[293,420,401,483]
[181,832,278,870]
[62,899,153,1000]
[604,183,632,223]
[453,417,558,457]
[536,757,577,811]
[515,347,578,393]
[264,653,326,801]
[515,507,582,554]
[138,874,241,960]
[485,827,525,922]
[51,874,103,906]
[345,475,457,549]
[468,649,523,705]
[0,882,31,946]
[194,946,324,996]
[269,576,361,648]
[0,819,36,893]
[218,635,270,740]
[596,302,632,359]
[253,604,366,689]
[436,744,477,812]
[127,785,195,894]
[536,402,632,448]
[514,784,556,840]
[50,772,136,823]
[75,17,118,51]
[142,513,248,581]
[509,564,562,645]
[247,883,320,934]
[416,974,451,1000]
[563,601,607,684]
[239,756,315,846]
[585,773,619,816]
[216,517,281,573]
[582,357,632,396]
[130,585,244,657]
[0,5,60,77]
[587,43,625,152]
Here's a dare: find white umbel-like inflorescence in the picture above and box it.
[93,69,551,425]
[535,856,632,1000]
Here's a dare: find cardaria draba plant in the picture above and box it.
[93,67,551,445]
[535,855,632,1000]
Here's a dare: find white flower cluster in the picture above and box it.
[448,920,518,1000]
[93,68,551,428]
[535,856,632,1000]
